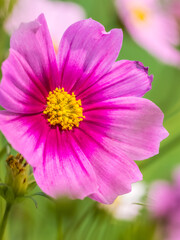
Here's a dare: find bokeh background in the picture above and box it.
[0,0,180,239]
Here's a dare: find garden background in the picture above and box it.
[0,0,180,239]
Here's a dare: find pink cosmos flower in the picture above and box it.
[148,167,180,240]
[115,0,180,67]
[0,14,168,204]
[4,0,85,49]
[169,0,180,27]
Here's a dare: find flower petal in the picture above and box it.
[43,1,85,47]
[0,49,46,113]
[4,0,85,46]
[83,97,168,161]
[80,60,153,105]
[10,13,59,91]
[72,126,142,204]
[0,111,49,167]
[148,181,176,217]
[0,111,98,200]
[58,18,123,95]
[34,130,98,199]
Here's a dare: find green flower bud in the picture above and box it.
[5,154,35,197]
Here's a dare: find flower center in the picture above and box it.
[133,8,147,21]
[131,7,149,24]
[43,88,85,130]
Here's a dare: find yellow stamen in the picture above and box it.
[53,42,58,55]
[43,88,85,130]
[133,8,147,21]
[130,6,150,24]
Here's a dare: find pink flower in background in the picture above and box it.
[4,0,85,49]
[148,167,180,240]
[169,0,180,22]
[169,0,180,36]
[0,14,168,204]
[115,0,180,67]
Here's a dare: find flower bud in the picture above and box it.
[5,153,33,197]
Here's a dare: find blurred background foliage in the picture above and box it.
[0,0,180,239]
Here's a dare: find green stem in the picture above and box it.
[57,216,63,240]
[0,203,12,240]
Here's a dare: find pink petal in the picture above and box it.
[148,181,176,218]
[167,226,180,240]
[173,167,180,192]
[34,130,98,199]
[0,49,46,114]
[4,0,85,46]
[80,60,153,105]
[10,14,59,91]
[0,111,98,200]
[41,1,85,47]
[58,18,123,95]
[83,97,168,161]
[72,126,142,203]
[0,111,49,167]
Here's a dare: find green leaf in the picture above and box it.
[28,192,53,201]
[26,181,37,193]
[23,196,38,208]
[0,132,7,154]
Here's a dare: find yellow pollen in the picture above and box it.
[53,42,58,55]
[132,7,148,22]
[43,88,85,130]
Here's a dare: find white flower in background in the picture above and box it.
[4,0,85,51]
[100,182,146,220]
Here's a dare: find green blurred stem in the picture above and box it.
[0,203,12,240]
[57,216,63,240]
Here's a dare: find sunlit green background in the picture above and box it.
[0,0,180,239]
